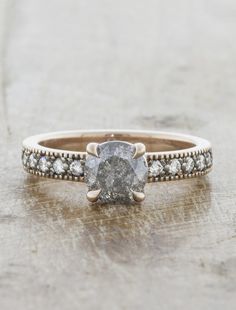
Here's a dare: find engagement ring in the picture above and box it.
[22,130,213,203]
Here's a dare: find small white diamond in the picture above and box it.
[53,158,65,174]
[39,157,49,172]
[185,157,194,173]
[29,153,37,168]
[22,153,28,166]
[205,152,212,168]
[169,159,181,175]
[70,160,83,176]
[197,155,205,171]
[149,160,163,177]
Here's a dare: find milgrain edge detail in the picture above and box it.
[22,146,213,183]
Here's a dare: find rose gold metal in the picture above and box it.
[22,130,213,183]
[86,142,99,157]
[133,143,146,159]
[86,189,102,202]
[131,190,145,202]
[22,130,211,155]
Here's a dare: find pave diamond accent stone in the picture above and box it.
[84,141,148,202]
[39,156,49,172]
[196,155,205,171]
[29,153,37,168]
[53,158,65,174]
[22,153,28,166]
[205,152,212,168]
[169,159,181,176]
[149,160,163,177]
[70,160,83,176]
[184,157,194,174]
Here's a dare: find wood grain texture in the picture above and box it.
[0,1,236,309]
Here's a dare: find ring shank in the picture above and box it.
[39,136,194,153]
[22,130,212,183]
[23,130,211,156]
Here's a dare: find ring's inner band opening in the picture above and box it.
[39,134,195,152]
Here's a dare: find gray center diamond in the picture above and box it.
[84,141,148,203]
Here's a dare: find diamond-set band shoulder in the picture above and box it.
[22,130,213,203]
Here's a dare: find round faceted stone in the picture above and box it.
[29,153,37,168]
[39,156,49,172]
[196,155,205,171]
[70,160,83,176]
[84,141,148,202]
[149,160,163,177]
[53,158,65,174]
[184,157,194,174]
[205,152,212,168]
[169,159,181,176]
[22,152,28,166]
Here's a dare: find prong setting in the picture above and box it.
[133,143,146,159]
[86,189,102,202]
[131,190,145,202]
[86,143,99,157]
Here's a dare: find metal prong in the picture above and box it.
[131,190,145,202]
[133,143,146,159]
[86,189,101,202]
[86,143,99,157]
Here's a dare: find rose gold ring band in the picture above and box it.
[22,130,213,183]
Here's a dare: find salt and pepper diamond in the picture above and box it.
[84,141,148,203]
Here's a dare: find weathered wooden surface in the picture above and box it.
[0,1,236,309]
